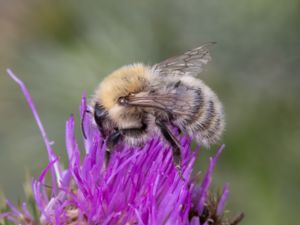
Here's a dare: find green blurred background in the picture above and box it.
[0,0,299,224]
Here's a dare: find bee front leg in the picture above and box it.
[155,119,185,180]
[106,129,122,167]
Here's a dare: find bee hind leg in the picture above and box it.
[155,120,185,181]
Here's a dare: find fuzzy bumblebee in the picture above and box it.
[91,43,225,174]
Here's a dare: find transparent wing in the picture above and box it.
[120,93,194,117]
[152,42,215,77]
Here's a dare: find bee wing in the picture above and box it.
[125,93,194,116]
[152,42,215,77]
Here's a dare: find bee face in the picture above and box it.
[92,43,224,174]
[93,103,113,138]
[94,64,151,110]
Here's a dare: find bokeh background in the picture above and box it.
[0,0,299,224]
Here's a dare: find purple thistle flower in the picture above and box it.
[0,69,243,225]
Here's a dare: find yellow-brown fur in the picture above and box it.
[93,63,151,129]
[95,64,150,109]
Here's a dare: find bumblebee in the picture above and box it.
[91,43,225,174]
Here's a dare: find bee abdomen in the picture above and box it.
[193,100,216,131]
[169,76,224,147]
[185,88,205,124]
[190,94,224,147]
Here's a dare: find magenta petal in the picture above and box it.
[190,217,200,225]
[0,212,10,219]
[217,183,230,216]
[38,157,59,183]
[0,213,19,224]
[6,200,22,217]
[7,69,62,187]
[65,115,79,161]
[196,145,225,215]
[3,72,238,225]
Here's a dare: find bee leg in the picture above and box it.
[105,129,122,167]
[170,121,182,135]
[155,120,185,181]
[81,109,91,139]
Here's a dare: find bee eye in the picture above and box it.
[118,96,128,105]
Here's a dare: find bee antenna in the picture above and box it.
[81,109,91,139]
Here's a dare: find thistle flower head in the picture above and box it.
[0,69,243,225]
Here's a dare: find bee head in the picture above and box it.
[92,64,150,126]
[94,63,150,110]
